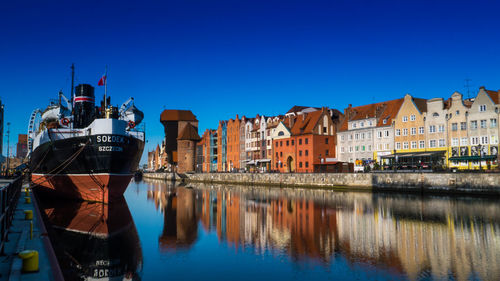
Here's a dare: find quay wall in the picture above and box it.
[142,172,182,181]
[178,172,500,195]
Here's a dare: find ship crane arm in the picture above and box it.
[119,97,134,116]
[59,92,72,111]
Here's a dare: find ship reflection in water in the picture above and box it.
[143,179,500,281]
[37,192,143,281]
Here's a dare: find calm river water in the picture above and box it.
[38,179,500,281]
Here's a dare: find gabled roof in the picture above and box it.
[339,98,404,131]
[177,123,201,141]
[286,105,320,114]
[290,110,324,135]
[412,98,427,113]
[160,110,197,122]
[485,89,500,104]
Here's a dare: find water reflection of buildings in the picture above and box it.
[38,195,143,281]
[144,180,500,281]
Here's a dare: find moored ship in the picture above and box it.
[29,65,145,203]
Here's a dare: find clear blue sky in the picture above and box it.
[1,0,500,164]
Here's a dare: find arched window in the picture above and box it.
[278,131,284,136]
[433,112,439,117]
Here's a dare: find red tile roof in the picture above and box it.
[290,110,325,135]
[486,89,500,104]
[339,98,404,131]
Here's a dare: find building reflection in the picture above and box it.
[37,194,143,281]
[144,180,500,281]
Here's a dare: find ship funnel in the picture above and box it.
[73,84,96,128]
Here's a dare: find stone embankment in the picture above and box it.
[144,172,500,195]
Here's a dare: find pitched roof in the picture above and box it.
[160,110,197,122]
[486,89,500,104]
[290,110,324,135]
[339,98,404,131]
[412,98,427,113]
[177,123,201,141]
[286,105,320,114]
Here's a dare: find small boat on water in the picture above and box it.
[29,64,145,203]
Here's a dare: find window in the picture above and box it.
[323,127,327,133]
[299,162,303,168]
[367,132,372,139]
[480,120,487,129]
[299,139,303,145]
[275,141,279,147]
[276,152,279,158]
[305,162,309,168]
[385,143,390,150]
[299,150,302,156]
[438,125,445,132]
[429,125,436,133]
[352,123,357,128]
[383,118,387,124]
[410,114,416,121]
[451,123,457,131]
[419,127,424,134]
[341,135,345,141]
[471,137,479,145]
[403,116,408,122]
[433,112,439,117]
[349,134,353,140]
[326,149,329,155]
[419,140,425,149]
[439,139,445,147]
[368,121,373,126]
[280,152,283,157]
[411,141,417,149]
[377,131,382,138]
[291,140,294,145]
[403,128,408,136]
[362,146,365,151]
[341,147,345,153]
[396,142,401,149]
[325,138,329,144]
[403,142,409,149]
[305,138,308,144]
[305,150,308,156]
[471,121,478,130]
[429,140,437,148]
[384,130,389,137]
[456,110,460,115]
[360,122,364,127]
[411,127,416,135]
[361,133,365,139]
[355,146,359,151]
[461,122,467,130]
[452,138,459,146]
[355,133,359,140]
[481,136,488,145]
[479,104,487,112]
[286,140,289,146]
[349,146,353,152]
[395,129,401,136]
[368,145,371,151]
[280,141,283,147]
[460,138,467,146]
[491,119,497,128]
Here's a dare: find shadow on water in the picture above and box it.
[35,189,143,281]
[141,178,500,281]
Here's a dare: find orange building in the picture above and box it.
[272,108,340,173]
[227,115,241,171]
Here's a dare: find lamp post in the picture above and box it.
[5,122,10,177]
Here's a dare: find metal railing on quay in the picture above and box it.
[0,176,22,255]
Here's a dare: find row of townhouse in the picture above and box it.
[198,106,345,173]
[337,87,500,171]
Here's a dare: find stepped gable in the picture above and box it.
[177,123,201,141]
[160,109,197,121]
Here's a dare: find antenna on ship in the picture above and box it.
[70,63,75,105]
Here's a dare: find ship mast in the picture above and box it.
[70,63,75,105]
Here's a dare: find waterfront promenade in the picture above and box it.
[144,172,500,195]
[0,179,62,281]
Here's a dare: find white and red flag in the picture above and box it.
[98,74,107,86]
